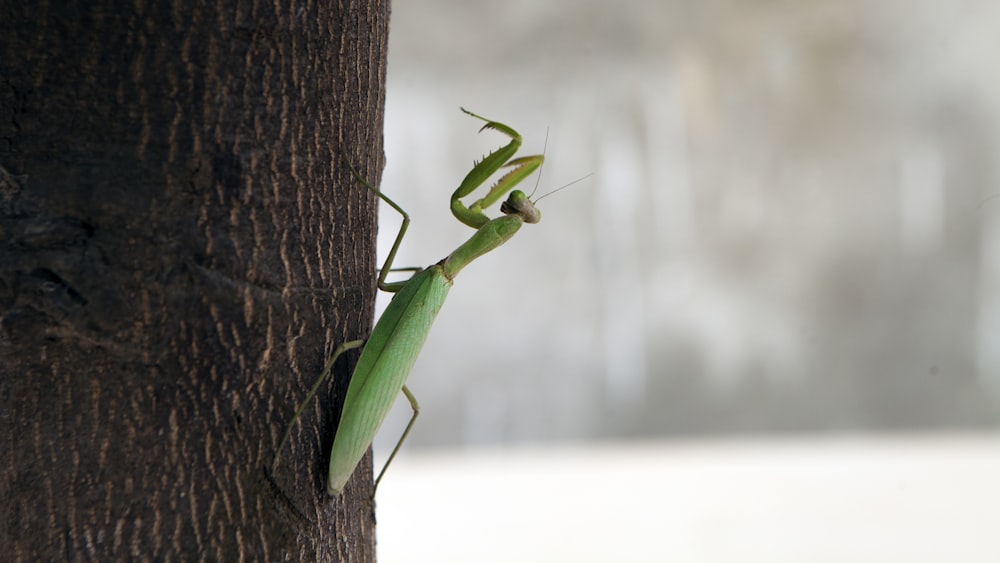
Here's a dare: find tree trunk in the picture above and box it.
[1,0,389,559]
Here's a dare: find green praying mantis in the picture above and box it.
[273,108,549,495]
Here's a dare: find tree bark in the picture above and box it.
[1,0,389,559]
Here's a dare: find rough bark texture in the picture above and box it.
[1,0,389,560]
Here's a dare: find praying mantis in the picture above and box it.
[274,108,546,495]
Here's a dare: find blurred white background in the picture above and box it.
[370,0,1000,560]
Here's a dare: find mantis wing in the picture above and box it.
[327,265,452,494]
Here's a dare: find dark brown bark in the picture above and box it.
[1,0,389,560]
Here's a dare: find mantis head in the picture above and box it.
[500,190,541,224]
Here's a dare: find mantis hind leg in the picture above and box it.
[373,384,420,495]
[272,339,366,472]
